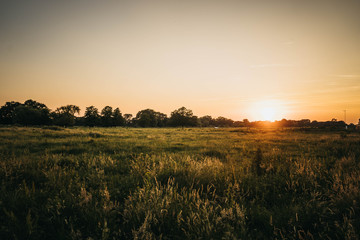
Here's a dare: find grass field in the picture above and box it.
[1,126,359,239]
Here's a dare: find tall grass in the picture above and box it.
[0,126,359,239]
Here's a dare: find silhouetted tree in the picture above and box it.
[75,116,86,126]
[0,101,21,124]
[14,100,51,125]
[56,105,80,116]
[4,98,352,130]
[113,108,125,126]
[124,114,133,126]
[199,115,213,127]
[155,112,168,127]
[243,119,250,127]
[214,116,234,127]
[84,106,100,127]
[0,100,50,125]
[52,105,80,126]
[169,107,198,127]
[24,99,48,110]
[13,106,43,125]
[299,119,311,127]
[135,109,155,127]
[348,123,356,130]
[309,119,346,129]
[134,109,168,127]
[101,106,113,127]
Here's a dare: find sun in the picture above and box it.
[261,107,276,121]
[249,99,287,121]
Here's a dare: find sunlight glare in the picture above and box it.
[261,107,276,121]
[250,99,287,121]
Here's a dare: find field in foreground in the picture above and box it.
[0,126,359,239]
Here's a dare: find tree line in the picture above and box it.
[0,99,354,129]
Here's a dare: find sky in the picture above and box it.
[1,0,360,123]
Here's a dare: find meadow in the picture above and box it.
[0,126,359,239]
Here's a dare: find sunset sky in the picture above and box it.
[1,0,360,123]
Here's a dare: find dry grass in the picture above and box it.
[0,126,359,239]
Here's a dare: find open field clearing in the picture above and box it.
[1,126,360,239]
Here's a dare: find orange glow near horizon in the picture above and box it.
[247,100,288,122]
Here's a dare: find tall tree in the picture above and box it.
[134,109,168,127]
[199,115,213,127]
[214,116,234,127]
[169,107,198,127]
[55,105,80,116]
[243,119,250,127]
[0,100,51,125]
[13,105,43,125]
[154,111,168,127]
[101,106,113,126]
[52,105,80,126]
[0,101,21,124]
[135,109,157,127]
[84,106,100,127]
[14,100,51,125]
[24,99,48,110]
[113,108,125,126]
